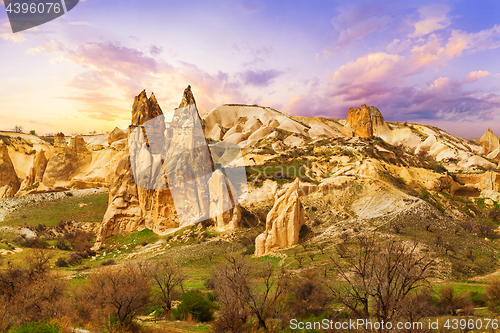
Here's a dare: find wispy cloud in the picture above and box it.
[409,4,452,38]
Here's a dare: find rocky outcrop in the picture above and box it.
[96,154,143,244]
[208,169,241,231]
[70,136,88,152]
[108,127,127,145]
[131,91,163,126]
[0,185,13,199]
[480,128,500,156]
[342,104,392,141]
[42,135,92,190]
[18,149,48,193]
[255,178,306,256]
[54,132,67,148]
[0,141,20,194]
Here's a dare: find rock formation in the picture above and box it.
[0,185,13,199]
[342,104,392,141]
[18,149,47,193]
[0,140,20,194]
[42,135,91,190]
[70,135,88,152]
[208,169,241,231]
[96,90,176,244]
[108,127,127,145]
[255,178,306,256]
[54,132,67,148]
[480,128,500,156]
[96,86,243,246]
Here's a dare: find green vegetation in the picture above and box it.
[172,290,215,322]
[2,193,108,226]
[8,320,62,333]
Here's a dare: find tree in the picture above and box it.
[212,254,289,331]
[327,236,434,322]
[487,279,500,313]
[29,130,37,136]
[83,263,151,328]
[0,249,67,331]
[13,125,23,133]
[148,259,185,317]
[285,269,329,318]
[172,290,215,322]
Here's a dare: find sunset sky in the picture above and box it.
[1,0,500,138]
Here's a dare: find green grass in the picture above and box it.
[105,228,159,249]
[2,193,108,226]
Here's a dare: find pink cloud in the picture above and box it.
[464,70,490,83]
[409,4,452,38]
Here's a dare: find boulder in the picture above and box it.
[208,169,241,231]
[111,138,127,150]
[255,178,306,256]
[341,104,392,141]
[108,127,127,145]
[0,140,20,194]
[223,124,243,140]
[18,149,47,192]
[480,128,500,156]
[0,185,13,199]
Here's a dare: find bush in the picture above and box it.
[487,279,500,313]
[67,252,82,265]
[55,258,68,267]
[242,245,255,255]
[8,320,62,333]
[101,259,115,266]
[171,290,215,322]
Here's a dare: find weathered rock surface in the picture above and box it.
[108,127,127,145]
[255,178,306,256]
[95,154,144,244]
[0,185,13,199]
[342,104,392,141]
[208,169,241,231]
[480,128,500,156]
[18,149,48,193]
[0,141,20,194]
[54,132,67,148]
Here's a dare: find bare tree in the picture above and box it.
[12,125,23,133]
[294,249,305,268]
[148,259,185,317]
[212,254,289,331]
[0,249,67,330]
[327,236,434,323]
[84,263,151,328]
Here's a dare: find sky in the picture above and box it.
[1,0,500,139]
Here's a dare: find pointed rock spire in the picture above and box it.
[178,85,197,108]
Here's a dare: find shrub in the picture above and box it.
[171,290,215,322]
[8,320,62,333]
[242,245,255,255]
[67,252,82,265]
[101,259,115,266]
[489,208,500,223]
[487,279,500,313]
[55,258,68,267]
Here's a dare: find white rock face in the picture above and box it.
[208,169,241,231]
